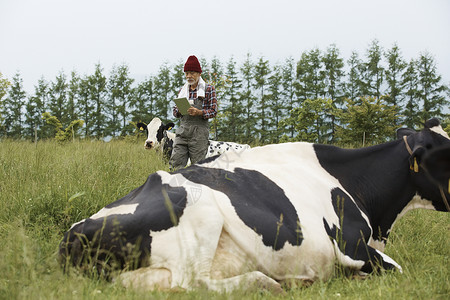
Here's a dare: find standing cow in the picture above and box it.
[137,117,250,162]
[60,118,450,292]
[137,118,176,157]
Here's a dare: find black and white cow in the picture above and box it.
[59,118,450,292]
[138,117,250,161]
[137,118,175,157]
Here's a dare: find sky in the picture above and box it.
[1,0,449,95]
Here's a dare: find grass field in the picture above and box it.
[0,139,448,299]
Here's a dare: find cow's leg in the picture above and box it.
[332,240,402,274]
[196,271,284,294]
[363,248,402,273]
[117,267,171,291]
[118,269,284,293]
[326,192,403,274]
[116,196,226,291]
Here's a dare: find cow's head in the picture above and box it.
[136,118,174,150]
[422,145,450,210]
[397,118,450,212]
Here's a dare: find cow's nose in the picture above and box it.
[145,141,153,149]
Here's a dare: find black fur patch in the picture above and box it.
[178,166,303,250]
[60,173,187,270]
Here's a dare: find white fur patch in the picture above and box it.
[387,194,436,235]
[430,125,450,139]
[375,249,402,273]
[90,204,139,220]
[145,117,163,146]
[332,240,365,269]
[397,194,435,219]
[368,238,386,252]
[69,219,86,230]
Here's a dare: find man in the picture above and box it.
[169,55,218,170]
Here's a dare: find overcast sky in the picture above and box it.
[1,0,449,94]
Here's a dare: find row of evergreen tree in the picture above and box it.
[0,40,448,145]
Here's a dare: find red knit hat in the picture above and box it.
[184,55,202,73]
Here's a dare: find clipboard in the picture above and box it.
[174,97,192,115]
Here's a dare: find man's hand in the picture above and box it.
[187,107,203,116]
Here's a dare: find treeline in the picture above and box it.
[0,40,449,146]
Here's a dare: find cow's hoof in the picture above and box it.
[255,277,286,295]
[280,278,314,289]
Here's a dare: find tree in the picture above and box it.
[345,51,362,101]
[238,53,257,143]
[153,62,172,122]
[77,76,94,137]
[267,64,283,143]
[254,56,271,143]
[206,57,225,140]
[24,98,39,140]
[42,112,84,142]
[220,56,243,141]
[322,44,345,141]
[415,52,448,124]
[295,48,325,102]
[87,64,107,138]
[384,44,407,107]
[280,98,335,143]
[25,78,49,140]
[336,96,399,146]
[280,57,297,138]
[171,60,185,96]
[295,48,336,143]
[0,73,9,101]
[108,64,135,136]
[322,44,345,103]
[360,40,384,99]
[0,73,11,135]
[199,57,209,79]
[48,71,68,126]
[2,73,26,138]
[207,57,224,88]
[131,76,156,123]
[401,59,420,128]
[66,71,80,125]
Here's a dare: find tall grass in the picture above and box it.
[0,139,448,299]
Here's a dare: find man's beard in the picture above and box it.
[187,78,196,85]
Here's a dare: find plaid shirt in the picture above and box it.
[173,84,218,119]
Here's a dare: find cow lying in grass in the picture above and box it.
[60,118,450,292]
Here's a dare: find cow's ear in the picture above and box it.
[424,118,440,129]
[137,122,147,131]
[409,146,426,173]
[423,146,450,193]
[396,128,416,139]
[166,122,175,131]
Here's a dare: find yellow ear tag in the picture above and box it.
[139,127,144,131]
[414,158,419,172]
[168,127,172,130]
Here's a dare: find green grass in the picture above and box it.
[0,139,448,299]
